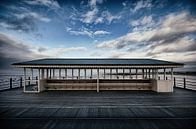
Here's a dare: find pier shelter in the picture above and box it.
[12,58,183,93]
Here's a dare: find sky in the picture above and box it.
[0,0,196,69]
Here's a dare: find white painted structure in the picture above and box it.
[12,58,183,93]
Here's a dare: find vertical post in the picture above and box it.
[184,78,186,89]
[24,68,26,92]
[91,69,93,79]
[28,77,30,85]
[31,68,33,80]
[53,69,55,78]
[129,69,131,79]
[110,69,112,79]
[145,69,148,78]
[148,69,150,79]
[46,69,48,79]
[72,69,74,79]
[50,69,52,79]
[65,69,67,79]
[84,69,86,79]
[155,69,158,80]
[38,69,40,92]
[41,69,44,79]
[97,69,99,92]
[136,69,138,79]
[10,78,12,89]
[174,77,176,88]
[164,68,166,80]
[123,69,125,79]
[103,69,106,79]
[78,69,80,79]
[152,69,154,79]
[171,68,173,81]
[142,69,144,79]
[20,77,22,87]
[59,69,61,79]
[116,68,118,79]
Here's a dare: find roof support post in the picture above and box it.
[142,69,144,79]
[38,68,40,92]
[49,69,51,79]
[84,69,86,79]
[72,69,74,79]
[53,69,55,79]
[78,69,80,79]
[171,68,173,81]
[116,68,118,79]
[97,69,99,92]
[104,69,106,79]
[148,69,150,79]
[59,69,61,79]
[41,69,44,79]
[145,69,148,79]
[129,69,131,79]
[136,69,138,79]
[164,68,166,80]
[110,69,112,79]
[155,69,158,80]
[91,69,93,79]
[24,68,26,92]
[31,68,33,80]
[65,69,67,79]
[46,69,48,79]
[123,69,125,79]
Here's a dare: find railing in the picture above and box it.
[174,77,196,90]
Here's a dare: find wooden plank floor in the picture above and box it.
[0,88,196,129]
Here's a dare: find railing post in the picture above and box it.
[20,77,23,87]
[174,77,176,88]
[36,76,38,85]
[184,78,186,89]
[28,77,30,85]
[10,78,12,89]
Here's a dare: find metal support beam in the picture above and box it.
[136,69,138,79]
[38,69,40,92]
[46,69,48,79]
[104,69,106,79]
[142,69,144,79]
[78,69,80,79]
[116,68,118,79]
[91,69,93,79]
[110,69,112,79]
[24,68,26,92]
[72,69,74,79]
[84,69,86,79]
[123,69,125,79]
[59,69,61,79]
[129,69,131,79]
[164,68,166,80]
[31,68,33,80]
[97,69,99,92]
[65,69,67,79]
[53,69,55,78]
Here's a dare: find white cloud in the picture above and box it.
[97,11,196,48]
[66,27,111,38]
[0,32,87,60]
[82,8,99,24]
[89,0,103,8]
[96,11,196,62]
[130,0,152,13]
[14,12,51,23]
[25,0,60,10]
[101,11,121,24]
[130,15,153,27]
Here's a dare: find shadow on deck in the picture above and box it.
[0,88,196,129]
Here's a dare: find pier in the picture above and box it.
[0,88,196,129]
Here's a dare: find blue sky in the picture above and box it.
[0,0,196,68]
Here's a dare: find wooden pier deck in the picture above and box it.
[0,88,196,129]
